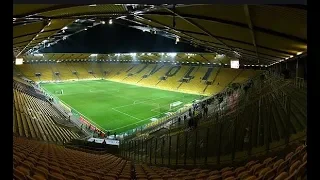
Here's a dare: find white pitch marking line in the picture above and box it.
[41,86,106,131]
[111,108,141,121]
[111,113,162,131]
[114,96,168,109]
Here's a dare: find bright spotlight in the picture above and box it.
[130,53,136,57]
[101,21,105,24]
[89,54,98,57]
[109,19,113,24]
[147,53,152,56]
[15,58,23,65]
[175,37,180,44]
[167,53,177,57]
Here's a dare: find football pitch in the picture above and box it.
[41,80,202,133]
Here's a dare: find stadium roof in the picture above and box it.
[13,4,307,65]
[22,52,239,66]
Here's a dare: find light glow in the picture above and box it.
[167,53,177,57]
[15,58,23,65]
[90,54,98,57]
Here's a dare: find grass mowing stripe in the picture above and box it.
[41,80,202,133]
[41,85,106,131]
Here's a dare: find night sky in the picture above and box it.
[41,23,206,54]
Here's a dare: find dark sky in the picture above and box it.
[41,23,206,54]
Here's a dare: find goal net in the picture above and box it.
[169,101,183,110]
[54,89,64,95]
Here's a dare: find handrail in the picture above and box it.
[121,73,306,165]
[122,71,266,141]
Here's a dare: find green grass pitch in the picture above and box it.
[41,80,202,133]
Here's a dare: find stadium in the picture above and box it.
[13,4,307,180]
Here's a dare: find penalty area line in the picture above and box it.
[111,108,141,121]
[111,113,163,131]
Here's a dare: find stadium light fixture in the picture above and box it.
[90,54,98,57]
[109,19,113,25]
[141,53,145,56]
[15,58,23,65]
[115,53,120,56]
[101,21,105,24]
[89,4,97,7]
[175,37,180,44]
[167,53,177,57]
[130,53,136,57]
[85,28,87,30]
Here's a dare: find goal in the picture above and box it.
[169,101,183,110]
[54,89,64,95]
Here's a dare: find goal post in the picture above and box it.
[170,101,183,111]
[54,89,64,95]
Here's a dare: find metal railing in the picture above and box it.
[121,72,266,141]
[119,76,307,167]
[294,77,306,89]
